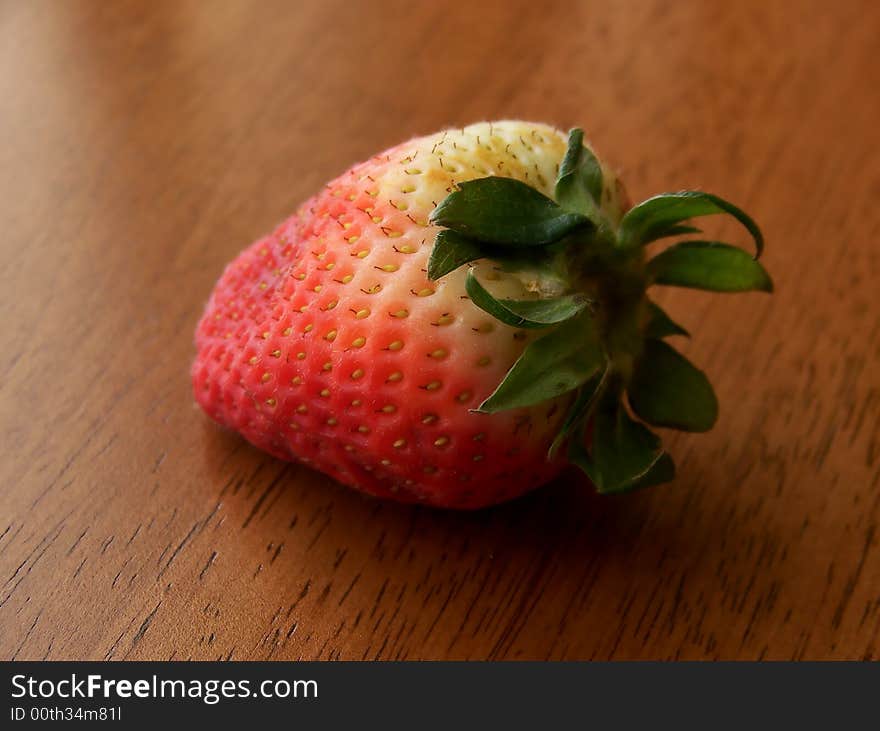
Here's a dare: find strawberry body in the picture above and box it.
[193,121,769,507]
[193,122,623,508]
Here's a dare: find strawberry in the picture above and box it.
[192,121,770,509]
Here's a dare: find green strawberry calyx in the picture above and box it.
[427,128,772,495]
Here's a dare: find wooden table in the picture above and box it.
[2,0,878,661]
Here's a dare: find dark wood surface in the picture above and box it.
[2,0,879,660]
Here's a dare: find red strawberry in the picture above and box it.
[193,121,770,508]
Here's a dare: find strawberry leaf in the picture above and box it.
[645,301,689,339]
[628,339,718,432]
[465,269,590,329]
[554,128,603,224]
[618,191,764,257]
[570,437,675,492]
[641,224,702,244]
[430,177,591,246]
[626,451,676,492]
[428,230,487,280]
[547,368,608,459]
[567,393,676,494]
[477,312,605,413]
[647,241,774,292]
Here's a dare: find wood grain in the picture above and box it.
[1,0,879,661]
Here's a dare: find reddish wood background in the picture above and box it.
[2,0,879,660]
